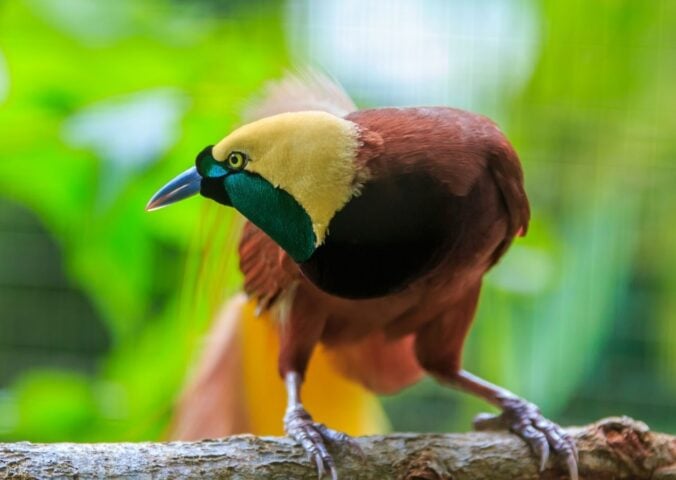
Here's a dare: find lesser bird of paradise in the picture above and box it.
[147,72,577,480]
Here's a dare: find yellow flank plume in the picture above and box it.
[240,299,389,436]
[212,111,363,245]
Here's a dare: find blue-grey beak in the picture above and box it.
[146,167,201,211]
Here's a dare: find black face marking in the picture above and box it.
[196,144,231,206]
[300,172,449,299]
[200,175,232,206]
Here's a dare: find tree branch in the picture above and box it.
[0,417,674,479]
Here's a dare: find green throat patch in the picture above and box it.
[224,172,316,263]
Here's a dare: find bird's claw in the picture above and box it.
[285,405,358,480]
[473,397,578,480]
[314,422,366,461]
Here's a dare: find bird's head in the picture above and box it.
[147,111,369,262]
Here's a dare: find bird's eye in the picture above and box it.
[227,151,248,170]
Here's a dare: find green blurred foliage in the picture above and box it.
[10,370,97,442]
[0,0,285,440]
[0,0,674,442]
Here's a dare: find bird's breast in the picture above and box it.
[299,171,450,299]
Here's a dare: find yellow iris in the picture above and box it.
[227,151,247,170]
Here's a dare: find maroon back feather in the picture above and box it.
[348,107,529,231]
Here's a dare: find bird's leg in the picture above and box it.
[414,284,578,480]
[445,369,578,480]
[283,371,360,480]
[279,287,361,479]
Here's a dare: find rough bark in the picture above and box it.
[0,417,674,479]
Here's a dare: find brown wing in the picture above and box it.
[486,132,531,261]
[474,113,530,261]
[346,107,530,265]
[238,221,299,311]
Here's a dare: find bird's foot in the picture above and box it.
[473,396,578,480]
[284,405,362,480]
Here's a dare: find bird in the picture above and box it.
[147,71,578,480]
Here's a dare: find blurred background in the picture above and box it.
[0,0,674,442]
